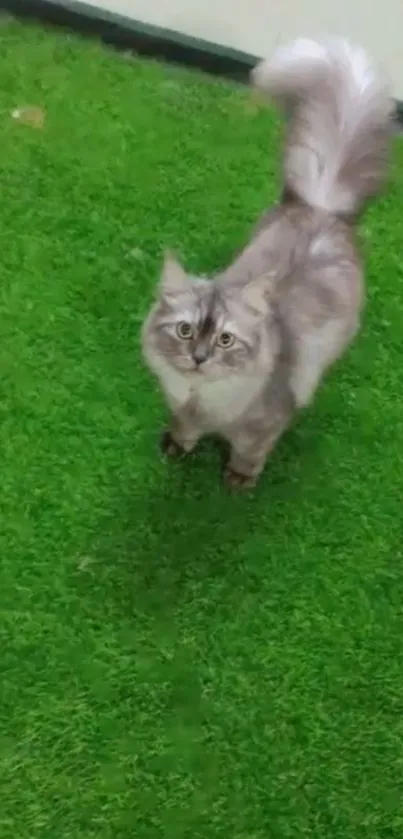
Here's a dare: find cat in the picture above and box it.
[142,37,393,489]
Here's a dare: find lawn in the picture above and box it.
[1,16,403,839]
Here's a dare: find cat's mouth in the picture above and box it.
[190,365,223,382]
[185,364,210,379]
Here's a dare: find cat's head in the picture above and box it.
[142,253,278,382]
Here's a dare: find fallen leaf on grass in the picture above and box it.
[11,106,46,128]
[77,555,96,572]
[122,49,135,61]
[127,246,145,261]
[0,12,15,24]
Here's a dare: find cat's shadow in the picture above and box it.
[77,421,313,621]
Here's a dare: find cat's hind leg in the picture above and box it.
[225,399,293,489]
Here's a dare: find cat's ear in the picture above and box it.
[160,250,188,297]
[240,275,271,315]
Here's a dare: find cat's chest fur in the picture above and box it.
[151,354,262,427]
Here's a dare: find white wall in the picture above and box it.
[84,0,403,97]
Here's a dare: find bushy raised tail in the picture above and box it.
[252,38,393,217]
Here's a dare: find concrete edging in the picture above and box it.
[2,0,403,127]
[2,0,257,81]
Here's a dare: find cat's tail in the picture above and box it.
[252,38,393,217]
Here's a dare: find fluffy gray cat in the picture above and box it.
[142,37,392,488]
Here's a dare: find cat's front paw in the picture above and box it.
[224,466,258,491]
[160,430,186,459]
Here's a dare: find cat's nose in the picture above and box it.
[193,349,208,366]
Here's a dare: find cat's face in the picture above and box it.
[143,254,275,382]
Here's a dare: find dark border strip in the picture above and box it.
[2,0,403,125]
[1,0,257,82]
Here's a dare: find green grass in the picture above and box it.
[1,17,403,839]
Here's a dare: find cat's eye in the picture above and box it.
[176,321,193,340]
[217,331,235,349]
